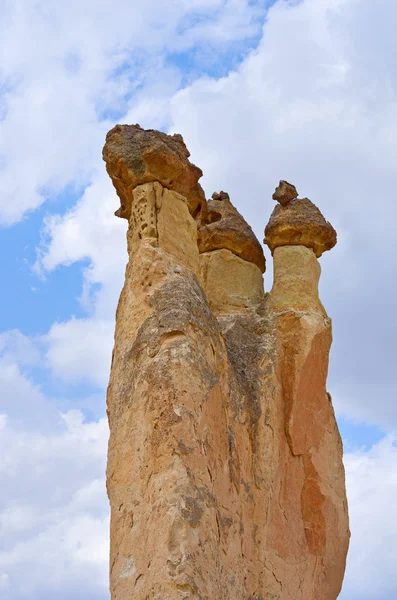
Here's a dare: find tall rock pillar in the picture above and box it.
[103,129,349,600]
[261,184,350,598]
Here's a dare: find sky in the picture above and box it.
[0,0,396,598]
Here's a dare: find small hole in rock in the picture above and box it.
[207,210,222,224]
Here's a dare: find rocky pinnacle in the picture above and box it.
[103,126,350,600]
[272,180,298,206]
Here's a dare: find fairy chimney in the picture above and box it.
[103,129,350,600]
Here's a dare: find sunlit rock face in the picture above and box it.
[103,124,207,221]
[103,127,350,600]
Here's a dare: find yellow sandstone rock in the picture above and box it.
[103,128,350,600]
[200,248,264,315]
[269,245,324,313]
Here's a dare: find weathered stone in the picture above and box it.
[200,248,264,315]
[104,128,349,600]
[198,191,266,272]
[127,182,199,276]
[272,180,298,205]
[264,197,337,257]
[103,124,207,220]
[269,245,324,313]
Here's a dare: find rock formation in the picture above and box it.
[103,124,207,220]
[271,180,298,206]
[198,191,266,273]
[264,188,337,258]
[103,126,350,600]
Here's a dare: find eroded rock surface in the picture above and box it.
[272,180,298,206]
[198,191,266,273]
[104,128,349,600]
[103,124,207,220]
[264,195,337,257]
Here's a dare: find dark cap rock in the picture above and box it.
[199,191,266,273]
[264,197,337,258]
[102,124,207,220]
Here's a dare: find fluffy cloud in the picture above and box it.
[45,317,114,387]
[0,346,109,599]
[0,0,267,225]
[37,175,127,317]
[0,330,41,367]
[0,411,109,600]
[341,436,397,600]
[36,176,126,386]
[0,326,110,597]
[1,372,396,600]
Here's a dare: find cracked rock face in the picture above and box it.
[103,124,207,220]
[264,197,337,257]
[104,128,349,600]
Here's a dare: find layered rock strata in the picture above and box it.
[104,126,350,600]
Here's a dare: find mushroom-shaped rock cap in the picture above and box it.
[272,180,298,206]
[199,191,266,273]
[264,195,337,258]
[102,124,207,220]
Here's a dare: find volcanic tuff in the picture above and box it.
[103,124,207,220]
[103,126,350,600]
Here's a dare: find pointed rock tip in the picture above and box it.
[272,180,298,206]
[198,191,266,273]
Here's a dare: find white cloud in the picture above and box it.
[0,358,109,599]
[0,357,59,432]
[340,436,397,600]
[37,175,127,318]
[0,325,109,599]
[35,177,126,387]
[0,0,267,225]
[0,330,41,367]
[44,317,114,387]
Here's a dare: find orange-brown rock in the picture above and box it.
[198,191,266,272]
[103,124,207,220]
[272,180,298,206]
[264,196,337,257]
[105,129,349,600]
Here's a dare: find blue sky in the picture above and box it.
[0,1,396,598]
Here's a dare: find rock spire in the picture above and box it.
[265,180,337,257]
[103,127,349,600]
